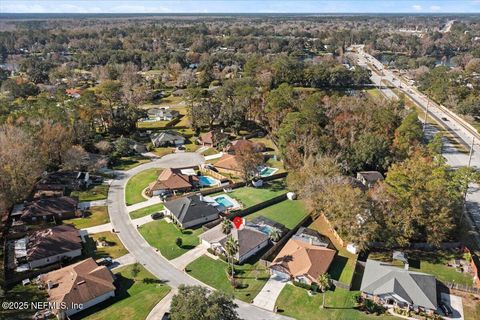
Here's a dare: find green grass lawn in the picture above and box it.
[369,250,475,286]
[63,206,109,229]
[137,119,170,129]
[1,283,48,320]
[78,264,170,320]
[366,88,382,99]
[129,203,164,220]
[310,215,358,285]
[153,147,175,157]
[214,179,287,208]
[83,231,128,259]
[246,199,309,229]
[125,168,161,205]
[276,284,389,320]
[138,219,203,260]
[112,156,151,170]
[71,184,109,202]
[266,157,286,173]
[202,147,219,156]
[186,255,270,302]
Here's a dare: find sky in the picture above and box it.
[1,1,480,14]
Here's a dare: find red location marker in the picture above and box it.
[232,216,243,229]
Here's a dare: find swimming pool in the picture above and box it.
[259,167,278,177]
[214,196,235,208]
[198,175,220,187]
[258,225,274,235]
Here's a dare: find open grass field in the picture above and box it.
[78,264,170,320]
[125,168,161,205]
[63,206,109,229]
[138,219,203,260]
[247,199,309,229]
[129,203,165,220]
[276,284,389,320]
[111,156,151,170]
[214,179,287,208]
[84,231,128,259]
[71,184,109,202]
[185,255,270,302]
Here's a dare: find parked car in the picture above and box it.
[151,212,164,220]
[96,257,113,266]
[439,302,453,316]
[441,117,449,121]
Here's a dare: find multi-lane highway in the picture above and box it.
[348,45,480,242]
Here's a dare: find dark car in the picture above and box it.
[441,117,449,121]
[439,302,453,316]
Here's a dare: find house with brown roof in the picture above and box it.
[269,239,336,284]
[200,221,270,263]
[146,168,199,197]
[40,258,116,319]
[14,224,83,270]
[19,196,80,223]
[198,130,229,148]
[225,139,265,155]
[214,154,241,175]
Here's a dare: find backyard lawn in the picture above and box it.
[71,184,109,202]
[125,168,162,205]
[215,179,287,208]
[276,284,388,320]
[78,264,170,320]
[111,156,151,170]
[137,119,170,129]
[129,203,165,220]
[368,250,475,286]
[186,255,270,302]
[246,199,309,229]
[63,206,109,229]
[138,219,203,260]
[309,215,358,285]
[83,231,128,259]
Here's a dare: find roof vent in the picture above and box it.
[77,280,86,285]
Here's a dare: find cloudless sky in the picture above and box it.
[1,1,480,14]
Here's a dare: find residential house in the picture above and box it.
[150,130,186,147]
[269,239,336,284]
[214,154,241,175]
[200,221,270,263]
[14,224,83,270]
[40,258,115,319]
[147,107,180,121]
[65,88,81,99]
[19,196,80,223]
[198,130,229,148]
[360,259,438,314]
[225,139,266,155]
[146,168,199,196]
[356,171,384,188]
[164,194,220,229]
[36,171,91,192]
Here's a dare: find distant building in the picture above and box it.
[36,171,91,192]
[18,196,80,223]
[40,258,115,319]
[198,130,229,148]
[269,239,336,284]
[360,259,437,315]
[150,130,185,147]
[214,154,242,175]
[356,171,384,188]
[225,139,265,155]
[147,107,180,121]
[164,194,220,229]
[14,224,82,270]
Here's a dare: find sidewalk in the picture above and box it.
[78,199,108,210]
[146,289,177,320]
[204,152,223,160]
[170,244,208,270]
[127,197,163,213]
[81,215,154,234]
[253,275,288,311]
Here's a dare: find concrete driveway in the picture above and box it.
[253,274,288,311]
[440,292,464,320]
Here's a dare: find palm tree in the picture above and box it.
[317,273,331,309]
[269,227,281,242]
[221,217,232,235]
[224,236,239,285]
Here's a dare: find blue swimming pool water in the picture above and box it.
[260,167,277,177]
[214,196,234,208]
[258,225,273,235]
[198,175,218,187]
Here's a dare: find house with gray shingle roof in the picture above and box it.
[360,259,438,314]
[164,194,220,229]
[150,130,186,147]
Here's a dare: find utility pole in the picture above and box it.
[467,136,475,168]
[423,99,430,132]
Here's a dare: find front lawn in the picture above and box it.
[83,231,128,259]
[138,219,203,260]
[202,147,219,156]
[153,147,175,157]
[71,184,109,202]
[77,264,170,320]
[63,206,109,229]
[276,284,388,320]
[309,215,358,285]
[125,168,161,205]
[111,156,151,170]
[368,250,475,286]
[247,199,309,229]
[129,203,165,220]
[186,255,270,302]
[223,179,287,208]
